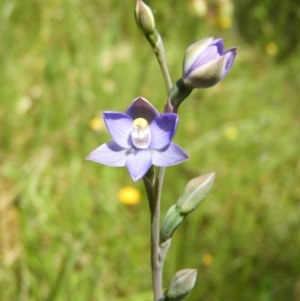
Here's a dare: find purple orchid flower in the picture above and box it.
[182,37,237,89]
[86,97,188,181]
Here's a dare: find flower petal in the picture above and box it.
[150,113,178,149]
[221,47,238,79]
[126,149,152,181]
[189,45,219,75]
[184,56,226,88]
[86,141,128,166]
[184,37,214,75]
[151,142,189,167]
[126,97,159,123]
[184,38,223,78]
[210,38,224,54]
[103,112,133,148]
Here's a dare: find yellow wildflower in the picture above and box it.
[265,42,278,56]
[118,186,141,206]
[218,16,232,29]
[202,253,214,266]
[89,117,104,132]
[216,0,234,29]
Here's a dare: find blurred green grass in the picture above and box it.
[0,0,300,301]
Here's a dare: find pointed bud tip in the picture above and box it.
[176,172,216,215]
[165,269,198,301]
[134,0,155,35]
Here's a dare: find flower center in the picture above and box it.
[131,118,151,149]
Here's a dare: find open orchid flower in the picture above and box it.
[86,97,188,181]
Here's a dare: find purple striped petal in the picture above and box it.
[126,149,152,181]
[184,56,226,88]
[150,113,178,149]
[151,142,189,167]
[222,47,238,79]
[210,38,224,54]
[190,45,219,74]
[103,112,133,148]
[126,97,159,123]
[86,141,127,167]
[184,37,214,75]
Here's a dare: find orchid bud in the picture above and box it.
[182,37,237,89]
[160,205,184,243]
[164,269,197,301]
[170,37,237,108]
[134,0,155,35]
[176,173,216,216]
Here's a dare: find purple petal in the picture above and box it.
[184,56,226,88]
[103,112,133,148]
[210,38,224,54]
[149,113,179,149]
[221,47,238,79]
[126,97,159,123]
[86,141,127,166]
[186,45,219,78]
[126,149,152,181]
[183,38,214,76]
[151,142,189,167]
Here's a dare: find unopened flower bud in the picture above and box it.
[182,37,237,89]
[134,0,155,35]
[177,173,216,216]
[170,38,237,108]
[160,205,184,242]
[164,269,197,301]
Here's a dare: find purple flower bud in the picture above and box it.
[86,97,188,182]
[182,37,237,89]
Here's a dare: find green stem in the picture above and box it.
[143,30,173,301]
[146,30,173,93]
[150,167,165,301]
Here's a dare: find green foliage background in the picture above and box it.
[0,0,299,300]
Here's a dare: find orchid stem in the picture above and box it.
[144,30,173,301]
[150,167,165,301]
[146,30,173,93]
